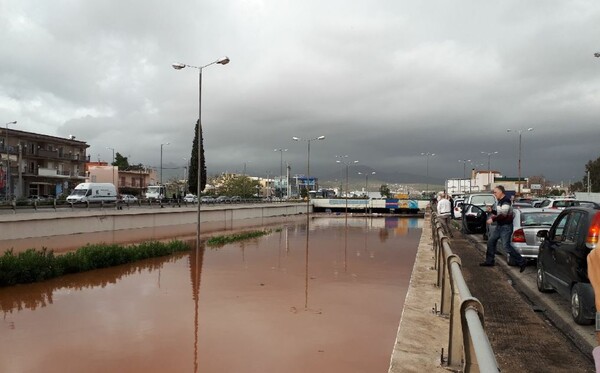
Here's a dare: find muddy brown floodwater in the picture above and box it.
[0,216,422,373]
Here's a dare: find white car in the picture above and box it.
[184,194,198,203]
[537,198,579,210]
[452,198,464,219]
[120,194,138,203]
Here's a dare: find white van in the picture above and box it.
[145,185,167,200]
[66,183,117,203]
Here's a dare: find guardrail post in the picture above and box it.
[12,199,17,214]
[446,255,463,369]
[460,298,499,373]
[33,200,37,211]
[440,244,454,315]
[53,198,57,211]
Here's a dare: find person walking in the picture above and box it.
[480,185,527,272]
[436,193,453,238]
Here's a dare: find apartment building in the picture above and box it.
[0,128,89,199]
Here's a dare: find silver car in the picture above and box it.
[496,208,560,265]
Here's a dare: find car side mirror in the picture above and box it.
[537,230,548,239]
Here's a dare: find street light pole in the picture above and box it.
[481,151,498,191]
[172,56,230,249]
[458,159,471,194]
[4,121,17,200]
[292,136,325,211]
[421,152,435,198]
[507,128,533,196]
[274,148,288,198]
[160,142,170,185]
[358,171,375,214]
[336,159,358,217]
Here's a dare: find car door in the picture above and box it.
[541,211,572,297]
[547,211,583,297]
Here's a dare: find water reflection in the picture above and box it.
[189,243,205,373]
[0,252,188,315]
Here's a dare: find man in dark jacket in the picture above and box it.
[479,185,527,272]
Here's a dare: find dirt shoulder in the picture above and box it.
[450,230,594,372]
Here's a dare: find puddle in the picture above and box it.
[0,216,421,373]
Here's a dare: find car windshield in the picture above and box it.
[471,195,495,206]
[70,189,87,196]
[520,212,558,226]
[553,200,579,208]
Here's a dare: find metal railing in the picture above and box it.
[431,210,500,372]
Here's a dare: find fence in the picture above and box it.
[431,210,500,373]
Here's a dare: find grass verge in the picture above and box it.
[0,240,189,287]
[206,230,272,247]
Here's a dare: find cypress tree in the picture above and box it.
[189,120,207,194]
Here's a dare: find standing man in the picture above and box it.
[436,193,453,238]
[480,185,527,272]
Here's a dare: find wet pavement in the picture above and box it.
[0,216,422,373]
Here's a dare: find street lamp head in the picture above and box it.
[595,52,600,58]
[217,56,230,65]
[371,171,376,175]
[5,121,17,125]
[172,63,186,70]
[527,127,534,132]
[317,136,325,140]
[292,136,300,141]
[353,160,359,164]
[336,160,341,164]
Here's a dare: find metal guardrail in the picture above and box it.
[431,210,500,373]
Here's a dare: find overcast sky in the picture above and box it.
[1,0,599,185]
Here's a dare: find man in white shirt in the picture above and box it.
[436,193,453,238]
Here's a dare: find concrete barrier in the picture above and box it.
[0,203,307,241]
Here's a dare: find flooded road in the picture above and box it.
[0,216,422,373]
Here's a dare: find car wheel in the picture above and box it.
[536,263,554,293]
[571,284,594,325]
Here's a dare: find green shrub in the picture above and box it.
[206,230,271,247]
[0,240,190,287]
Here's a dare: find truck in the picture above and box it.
[66,183,117,203]
[145,185,167,200]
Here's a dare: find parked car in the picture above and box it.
[461,193,497,235]
[452,198,464,219]
[537,198,579,210]
[230,196,242,203]
[494,208,560,265]
[215,196,231,203]
[200,196,215,203]
[184,194,198,203]
[536,206,600,325]
[578,200,600,209]
[120,194,138,203]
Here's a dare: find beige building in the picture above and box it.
[86,163,157,196]
[1,128,89,199]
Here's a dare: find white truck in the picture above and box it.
[66,183,117,203]
[145,185,167,200]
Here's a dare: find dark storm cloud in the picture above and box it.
[1,0,600,186]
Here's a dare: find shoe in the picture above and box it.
[520,263,527,273]
[479,262,494,267]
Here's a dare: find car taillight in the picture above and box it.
[512,228,526,243]
[586,212,600,249]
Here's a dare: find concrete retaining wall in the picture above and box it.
[0,203,308,241]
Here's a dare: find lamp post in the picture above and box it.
[421,152,435,198]
[458,159,471,194]
[106,147,115,187]
[160,142,170,186]
[292,136,325,211]
[507,128,533,196]
[358,171,375,214]
[481,151,498,191]
[172,56,230,248]
[4,121,17,200]
[336,159,359,216]
[274,148,288,198]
